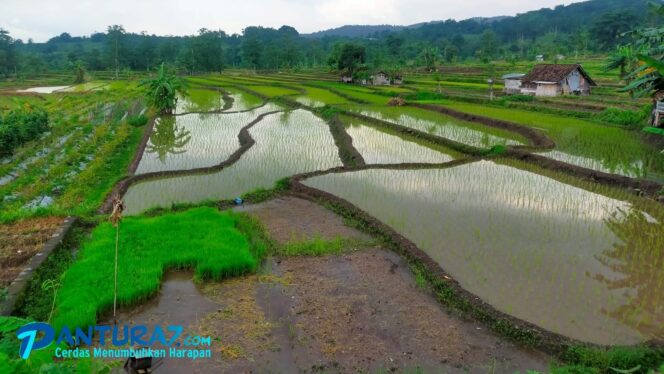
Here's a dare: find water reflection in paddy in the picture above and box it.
[342,116,456,164]
[176,89,225,113]
[135,104,281,174]
[303,161,664,344]
[124,110,342,214]
[348,106,525,148]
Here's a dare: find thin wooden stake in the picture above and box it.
[109,196,124,325]
[114,222,119,324]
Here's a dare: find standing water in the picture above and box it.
[303,160,664,345]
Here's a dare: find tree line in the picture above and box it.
[0,0,660,77]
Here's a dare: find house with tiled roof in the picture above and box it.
[519,64,596,97]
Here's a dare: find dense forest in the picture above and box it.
[0,0,660,76]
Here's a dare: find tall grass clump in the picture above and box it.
[52,207,259,331]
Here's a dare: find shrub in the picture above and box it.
[597,107,648,129]
[404,91,446,101]
[504,94,535,102]
[0,103,49,156]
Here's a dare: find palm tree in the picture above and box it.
[421,47,439,72]
[140,63,187,114]
[604,46,638,82]
[70,60,85,84]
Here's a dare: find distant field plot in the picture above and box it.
[341,115,457,164]
[346,105,526,148]
[438,101,664,181]
[123,109,342,214]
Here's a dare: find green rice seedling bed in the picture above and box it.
[52,207,260,330]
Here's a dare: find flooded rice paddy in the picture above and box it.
[539,150,647,179]
[176,88,227,113]
[348,106,526,148]
[224,88,264,111]
[135,104,281,174]
[124,109,342,214]
[342,116,456,164]
[303,160,664,345]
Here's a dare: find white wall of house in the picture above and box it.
[373,74,390,85]
[535,83,560,97]
[504,79,522,94]
[561,69,591,95]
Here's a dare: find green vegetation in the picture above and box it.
[1,3,663,371]
[0,82,146,222]
[141,63,186,114]
[52,207,263,330]
[278,236,373,256]
[245,85,300,98]
[1,1,659,76]
[555,345,664,374]
[437,101,664,179]
[0,103,48,156]
[0,316,119,373]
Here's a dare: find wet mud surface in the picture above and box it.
[235,196,371,244]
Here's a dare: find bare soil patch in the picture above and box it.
[0,217,64,288]
[189,250,549,373]
[236,196,371,244]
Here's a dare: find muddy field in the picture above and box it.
[0,217,64,288]
[109,197,549,373]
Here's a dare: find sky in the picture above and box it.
[2,0,587,42]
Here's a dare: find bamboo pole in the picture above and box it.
[109,197,124,324]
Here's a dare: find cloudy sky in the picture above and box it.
[2,0,586,42]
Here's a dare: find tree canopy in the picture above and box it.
[2,0,661,76]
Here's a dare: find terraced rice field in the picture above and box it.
[124,109,342,214]
[135,104,281,174]
[438,101,664,181]
[105,73,663,346]
[348,105,526,148]
[341,115,457,164]
[176,88,227,113]
[3,66,663,368]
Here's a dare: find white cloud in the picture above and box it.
[0,0,587,42]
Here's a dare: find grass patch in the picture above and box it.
[552,345,664,374]
[51,207,262,331]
